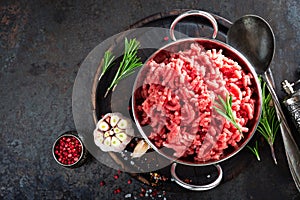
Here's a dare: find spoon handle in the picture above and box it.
[264,69,300,191]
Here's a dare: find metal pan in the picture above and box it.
[131,10,262,190]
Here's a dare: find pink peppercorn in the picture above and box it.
[100,181,105,186]
[113,188,121,194]
[53,135,82,166]
[113,174,119,180]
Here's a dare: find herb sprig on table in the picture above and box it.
[247,141,261,161]
[255,78,280,164]
[100,38,143,97]
[214,94,242,133]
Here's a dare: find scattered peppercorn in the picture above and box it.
[114,174,119,180]
[139,192,145,197]
[151,190,158,197]
[140,187,146,193]
[100,181,105,187]
[113,188,122,194]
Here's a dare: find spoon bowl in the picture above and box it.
[227,15,275,74]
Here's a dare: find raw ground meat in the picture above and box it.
[134,42,257,162]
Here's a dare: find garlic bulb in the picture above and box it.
[93,112,134,152]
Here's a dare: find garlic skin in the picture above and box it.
[93,112,134,152]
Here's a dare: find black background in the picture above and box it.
[1,0,299,199]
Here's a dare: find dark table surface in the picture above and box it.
[1,0,300,199]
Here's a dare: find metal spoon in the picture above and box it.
[227,15,300,191]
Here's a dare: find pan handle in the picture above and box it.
[170,163,223,191]
[170,10,218,41]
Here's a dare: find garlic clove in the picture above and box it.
[110,114,120,127]
[104,137,111,146]
[115,132,127,142]
[97,133,104,144]
[117,119,128,129]
[111,136,121,147]
[125,126,135,137]
[114,127,121,133]
[104,131,110,138]
[97,121,110,131]
[93,130,104,146]
[131,139,150,158]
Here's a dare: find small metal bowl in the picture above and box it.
[52,131,88,168]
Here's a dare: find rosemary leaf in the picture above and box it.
[105,38,142,97]
[247,141,261,161]
[257,78,280,165]
[214,94,242,133]
[100,51,115,80]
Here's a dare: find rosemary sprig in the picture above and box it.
[104,38,142,97]
[214,94,242,133]
[99,51,115,80]
[257,78,280,164]
[247,141,261,161]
